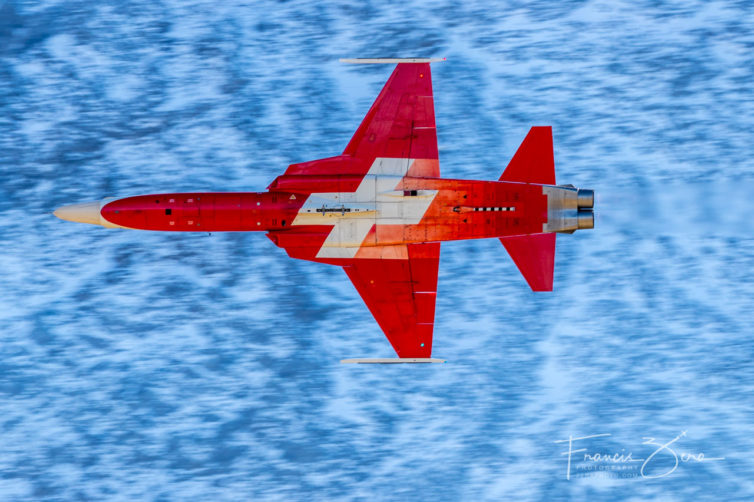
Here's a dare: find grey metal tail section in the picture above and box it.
[542,186,595,233]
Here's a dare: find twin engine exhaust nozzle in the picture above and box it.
[542,186,595,233]
[576,188,594,230]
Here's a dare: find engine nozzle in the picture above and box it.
[577,189,594,209]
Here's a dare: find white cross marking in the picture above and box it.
[291,158,438,258]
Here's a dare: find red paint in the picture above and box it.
[499,126,556,185]
[66,62,591,359]
[102,192,306,232]
[102,179,546,239]
[501,233,557,292]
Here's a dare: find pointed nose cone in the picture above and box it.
[54,201,102,225]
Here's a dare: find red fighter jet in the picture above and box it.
[55,58,594,363]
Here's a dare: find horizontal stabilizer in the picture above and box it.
[500,233,556,292]
[499,126,556,185]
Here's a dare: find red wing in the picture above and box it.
[342,242,440,357]
[343,63,439,177]
[278,63,440,182]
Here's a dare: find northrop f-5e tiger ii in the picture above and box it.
[55,58,594,363]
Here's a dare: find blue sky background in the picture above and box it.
[1,0,753,500]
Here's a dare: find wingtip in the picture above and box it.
[340,358,447,364]
[339,57,446,64]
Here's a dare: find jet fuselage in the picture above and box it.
[75,178,592,246]
[54,59,595,360]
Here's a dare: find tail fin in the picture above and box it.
[499,126,556,185]
[500,233,556,291]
